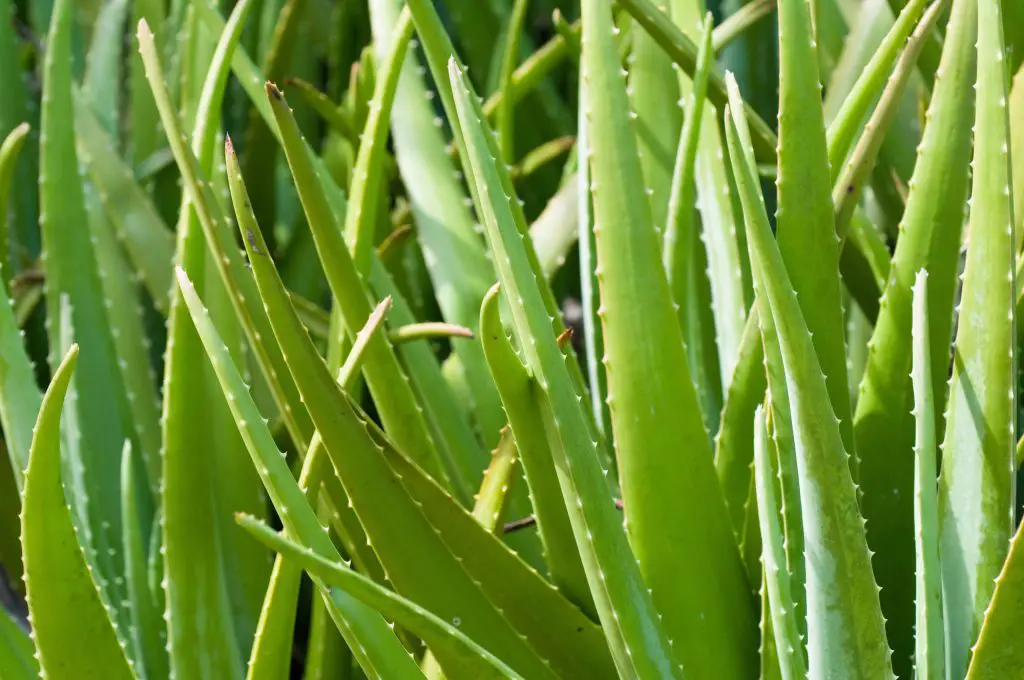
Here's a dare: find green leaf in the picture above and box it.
[0,122,29,281]
[74,100,174,315]
[910,270,943,680]
[478,284,591,609]
[777,0,855,457]
[41,0,135,630]
[852,0,977,664]
[497,0,530,163]
[581,0,757,675]
[447,56,681,679]
[0,608,38,680]
[21,344,136,680]
[83,0,129,136]
[229,141,607,680]
[266,83,454,491]
[966,518,1024,679]
[137,14,314,451]
[174,265,423,679]
[752,406,807,680]
[938,0,1017,671]
[726,88,894,679]
[368,0,507,453]
[663,15,720,433]
[237,515,522,680]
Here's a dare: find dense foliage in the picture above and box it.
[0,0,1023,678]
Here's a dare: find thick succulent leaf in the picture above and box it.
[0,196,41,492]
[910,271,943,680]
[175,266,423,679]
[752,406,807,680]
[0,608,37,680]
[238,515,521,680]
[41,0,136,630]
[137,16,314,451]
[266,84,454,491]
[21,345,136,680]
[726,93,894,680]
[831,0,945,240]
[616,0,777,160]
[404,0,602,455]
[965,518,1024,679]
[496,0,530,162]
[1012,65,1023,250]
[824,0,929,174]
[471,427,518,533]
[663,16,720,432]
[367,0,507,451]
[582,0,757,676]
[776,0,855,456]
[0,122,29,279]
[628,1,681,240]
[530,176,580,280]
[938,0,1017,671]
[479,283,590,609]
[74,100,174,315]
[448,56,681,679]
[0,0,37,266]
[343,6,412,274]
[230,145,612,680]
[852,0,977,664]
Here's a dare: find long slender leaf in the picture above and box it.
[21,344,136,680]
[938,0,1017,670]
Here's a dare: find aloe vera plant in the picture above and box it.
[2,0,1022,678]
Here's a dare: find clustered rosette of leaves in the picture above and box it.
[0,0,1022,678]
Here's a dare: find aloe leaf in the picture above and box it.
[824,0,929,175]
[575,76,612,441]
[852,0,977,664]
[832,0,944,240]
[938,0,1017,670]
[344,7,412,278]
[74,100,174,315]
[910,270,943,680]
[0,0,37,267]
[628,0,681,241]
[41,0,137,629]
[237,515,521,680]
[129,0,164,166]
[121,442,169,680]
[726,94,894,679]
[137,15,314,451]
[21,344,136,679]
[670,0,754,396]
[175,265,424,679]
[366,419,617,679]
[0,122,29,280]
[0,242,40,494]
[366,257,493,510]
[249,298,391,680]
[777,0,856,458]
[616,0,777,161]
[497,0,529,163]
[529,175,579,280]
[367,0,521,451]
[230,142,603,680]
[965,517,1024,679]
[664,15,720,433]
[479,284,591,612]
[448,56,681,679]
[582,0,758,674]
[471,427,519,533]
[156,3,258,677]
[0,607,37,679]
[266,85,453,490]
[404,0,601,453]
[752,406,807,680]
[83,0,128,136]
[1012,66,1023,250]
